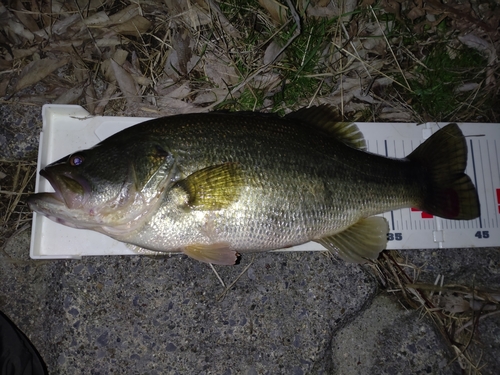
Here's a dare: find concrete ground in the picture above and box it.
[1,103,499,374]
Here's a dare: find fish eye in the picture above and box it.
[69,154,85,166]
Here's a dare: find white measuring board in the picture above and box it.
[30,105,500,259]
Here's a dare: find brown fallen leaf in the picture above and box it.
[263,40,284,65]
[206,0,241,39]
[12,56,69,94]
[165,0,211,28]
[107,4,141,24]
[0,4,35,44]
[458,33,497,86]
[101,49,129,82]
[193,88,230,105]
[204,52,239,87]
[110,58,141,106]
[0,77,9,97]
[259,0,288,24]
[11,0,40,33]
[85,81,98,114]
[172,28,192,75]
[94,83,117,115]
[53,84,86,104]
[110,15,151,37]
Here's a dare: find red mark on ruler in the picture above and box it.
[496,188,500,214]
[411,208,434,219]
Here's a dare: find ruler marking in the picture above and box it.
[477,139,491,228]
[469,139,482,229]
[478,139,490,228]
[486,140,497,229]
[382,139,397,231]
[494,140,500,227]
[363,126,495,247]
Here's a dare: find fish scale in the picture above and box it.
[122,113,405,251]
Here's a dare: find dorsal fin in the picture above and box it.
[285,105,366,150]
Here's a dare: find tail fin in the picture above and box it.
[407,124,480,220]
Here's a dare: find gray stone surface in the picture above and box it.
[0,103,41,160]
[404,248,500,289]
[2,229,378,374]
[4,228,498,374]
[331,293,460,375]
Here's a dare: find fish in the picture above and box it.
[28,106,480,265]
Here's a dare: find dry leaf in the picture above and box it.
[102,49,129,82]
[259,0,288,24]
[0,5,35,43]
[204,52,239,87]
[94,83,117,115]
[107,4,140,24]
[458,33,497,85]
[74,0,106,10]
[33,14,76,39]
[53,84,86,104]
[251,72,281,92]
[173,28,192,75]
[407,5,425,20]
[454,82,480,93]
[164,50,200,78]
[13,56,69,93]
[263,40,284,65]
[110,15,151,37]
[83,11,110,26]
[439,293,470,314]
[353,89,375,104]
[110,58,140,106]
[165,0,212,28]
[11,0,39,32]
[306,1,341,18]
[166,82,191,100]
[329,77,360,104]
[206,0,241,39]
[85,82,97,114]
[155,97,199,115]
[0,78,9,97]
[193,88,230,104]
[378,106,413,121]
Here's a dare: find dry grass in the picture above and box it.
[368,251,500,374]
[0,159,36,252]
[1,0,499,372]
[1,0,498,119]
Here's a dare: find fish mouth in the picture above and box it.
[39,168,91,209]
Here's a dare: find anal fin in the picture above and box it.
[315,216,389,263]
[183,243,240,265]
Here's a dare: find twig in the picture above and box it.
[207,0,302,110]
[369,6,411,91]
[209,263,226,288]
[217,255,255,302]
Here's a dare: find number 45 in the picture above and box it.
[475,231,490,239]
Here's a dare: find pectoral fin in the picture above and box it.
[176,163,244,210]
[315,216,389,263]
[183,243,241,265]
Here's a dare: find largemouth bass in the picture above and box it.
[28,106,480,265]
